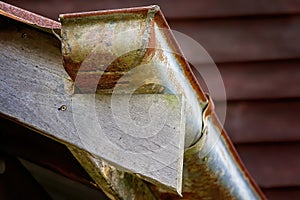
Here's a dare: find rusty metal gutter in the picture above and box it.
[0,2,266,199]
[0,2,60,31]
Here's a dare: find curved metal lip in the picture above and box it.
[59,4,208,103]
[59,5,160,19]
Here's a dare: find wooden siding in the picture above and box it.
[4,0,300,19]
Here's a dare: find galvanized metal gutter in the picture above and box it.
[0,2,266,199]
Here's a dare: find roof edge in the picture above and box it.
[0,1,60,29]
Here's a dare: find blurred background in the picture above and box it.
[1,0,300,199]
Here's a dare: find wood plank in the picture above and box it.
[0,115,154,199]
[70,94,185,194]
[220,101,300,143]
[218,60,300,100]
[0,16,186,192]
[262,187,300,200]
[170,16,300,63]
[4,0,300,19]
[236,143,300,188]
[191,60,300,100]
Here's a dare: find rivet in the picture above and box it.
[58,105,67,111]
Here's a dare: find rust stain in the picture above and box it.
[60,5,266,199]
[209,112,266,199]
[60,6,157,93]
[0,1,60,29]
[153,11,207,103]
[149,95,266,199]
[1,2,266,199]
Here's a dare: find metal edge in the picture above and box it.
[0,1,60,30]
[59,5,160,19]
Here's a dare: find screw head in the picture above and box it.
[58,105,67,111]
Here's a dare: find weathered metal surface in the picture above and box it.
[59,6,266,199]
[0,2,267,199]
[60,6,161,94]
[149,96,266,199]
[60,8,205,192]
[59,6,201,194]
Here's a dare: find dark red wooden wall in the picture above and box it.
[2,1,300,199]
